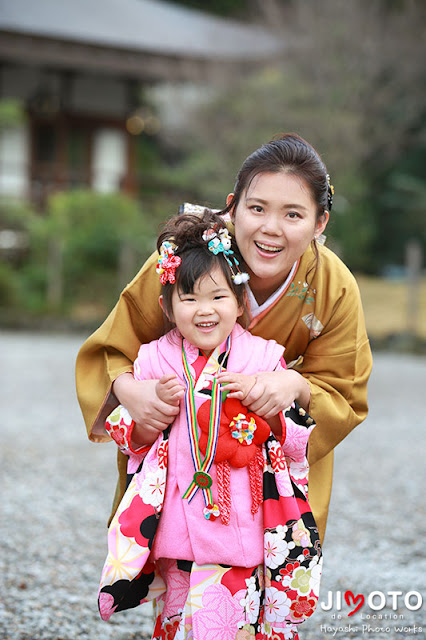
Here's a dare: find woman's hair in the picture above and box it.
[157,210,247,321]
[221,133,332,220]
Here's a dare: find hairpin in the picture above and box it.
[326,174,334,212]
[202,227,249,284]
[156,240,181,285]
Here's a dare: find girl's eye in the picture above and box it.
[250,205,264,214]
[287,211,301,219]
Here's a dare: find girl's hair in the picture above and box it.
[221,133,332,221]
[157,210,247,321]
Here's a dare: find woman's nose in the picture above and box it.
[260,214,281,235]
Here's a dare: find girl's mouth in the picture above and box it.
[254,241,283,254]
[196,322,218,331]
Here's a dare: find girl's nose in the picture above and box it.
[197,301,214,315]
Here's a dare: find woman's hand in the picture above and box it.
[219,369,311,419]
[112,372,184,446]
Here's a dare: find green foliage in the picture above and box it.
[0,261,21,307]
[0,98,26,129]
[45,190,155,305]
[0,191,156,318]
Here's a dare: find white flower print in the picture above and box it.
[264,531,295,569]
[140,468,166,508]
[264,586,291,622]
[283,625,298,639]
[240,589,260,624]
[308,556,323,597]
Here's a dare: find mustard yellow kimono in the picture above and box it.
[75,242,372,543]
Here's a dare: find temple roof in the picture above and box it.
[0,0,283,62]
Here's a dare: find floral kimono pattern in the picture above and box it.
[99,329,322,639]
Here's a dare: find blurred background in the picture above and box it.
[0,3,425,639]
[0,0,425,346]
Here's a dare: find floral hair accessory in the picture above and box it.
[326,174,334,212]
[156,240,182,285]
[202,226,250,285]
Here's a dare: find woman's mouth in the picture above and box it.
[254,241,283,254]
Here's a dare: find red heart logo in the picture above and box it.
[345,590,365,616]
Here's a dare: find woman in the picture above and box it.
[76,133,372,543]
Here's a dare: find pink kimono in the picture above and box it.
[98,325,322,640]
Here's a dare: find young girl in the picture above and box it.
[98,211,322,640]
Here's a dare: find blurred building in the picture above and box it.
[0,0,281,206]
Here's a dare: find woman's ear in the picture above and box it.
[315,210,329,238]
[226,193,235,219]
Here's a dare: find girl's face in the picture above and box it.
[230,171,328,302]
[162,266,243,356]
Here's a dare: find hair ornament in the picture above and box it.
[156,240,182,285]
[203,226,232,254]
[326,174,334,212]
[202,226,250,284]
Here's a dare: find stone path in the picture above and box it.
[0,332,424,640]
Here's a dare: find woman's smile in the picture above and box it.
[254,241,284,256]
[232,171,328,302]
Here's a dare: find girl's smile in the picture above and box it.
[160,266,243,356]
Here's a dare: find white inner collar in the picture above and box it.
[245,261,298,318]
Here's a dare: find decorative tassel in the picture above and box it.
[249,447,264,515]
[217,461,231,525]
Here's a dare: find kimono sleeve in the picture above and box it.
[75,252,164,442]
[295,273,372,466]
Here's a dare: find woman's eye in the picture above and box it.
[287,211,300,219]
[250,205,264,214]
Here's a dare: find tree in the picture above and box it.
[161,0,426,272]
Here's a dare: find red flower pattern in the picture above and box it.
[157,440,168,469]
[268,445,287,471]
[163,617,180,640]
[198,398,270,468]
[290,595,317,620]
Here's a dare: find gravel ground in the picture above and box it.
[0,331,425,640]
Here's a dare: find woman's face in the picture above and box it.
[230,171,328,301]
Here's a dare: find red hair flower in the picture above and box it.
[156,240,182,285]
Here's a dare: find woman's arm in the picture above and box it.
[294,275,372,466]
[75,252,165,441]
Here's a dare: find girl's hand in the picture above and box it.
[215,372,257,401]
[156,374,186,405]
[229,369,311,419]
[112,373,183,446]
